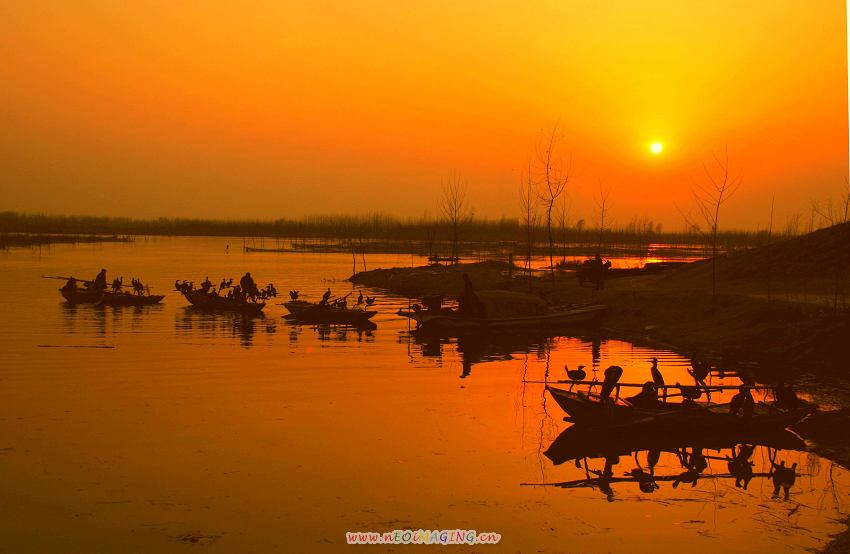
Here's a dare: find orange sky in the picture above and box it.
[0,1,847,229]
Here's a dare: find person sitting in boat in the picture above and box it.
[626,381,661,409]
[62,277,78,292]
[320,288,332,306]
[458,273,482,318]
[775,380,799,411]
[599,365,624,401]
[90,269,108,291]
[729,386,755,419]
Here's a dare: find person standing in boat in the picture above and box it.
[320,288,332,306]
[240,272,256,300]
[90,269,107,291]
[458,273,482,317]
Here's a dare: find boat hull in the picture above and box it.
[546,386,804,432]
[403,304,606,333]
[60,287,103,304]
[284,307,377,325]
[99,291,165,307]
[179,290,265,315]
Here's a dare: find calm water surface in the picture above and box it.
[1,237,847,553]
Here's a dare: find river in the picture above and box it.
[1,236,847,552]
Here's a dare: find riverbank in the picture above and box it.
[0,233,132,249]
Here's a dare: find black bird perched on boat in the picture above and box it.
[365,296,376,306]
[356,291,364,305]
[565,364,586,382]
[649,357,664,387]
[565,364,586,390]
[289,290,299,300]
[599,365,624,400]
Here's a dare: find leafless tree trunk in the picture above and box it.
[691,146,742,299]
[595,183,611,252]
[519,162,539,290]
[557,194,569,263]
[536,126,570,285]
[440,173,469,264]
[766,194,775,306]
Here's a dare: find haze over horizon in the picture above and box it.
[1,1,848,230]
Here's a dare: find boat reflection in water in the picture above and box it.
[286,321,377,346]
[409,331,557,378]
[175,307,277,348]
[530,423,808,503]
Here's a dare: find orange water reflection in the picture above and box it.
[0,237,846,552]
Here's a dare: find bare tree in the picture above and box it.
[519,162,539,290]
[557,193,570,264]
[440,172,469,264]
[594,183,611,251]
[811,178,850,311]
[535,126,570,285]
[691,146,742,298]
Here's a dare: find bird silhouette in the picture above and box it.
[365,296,376,305]
[650,357,665,387]
[565,364,587,391]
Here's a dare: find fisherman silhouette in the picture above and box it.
[320,288,332,306]
[730,386,755,419]
[90,269,107,291]
[458,273,481,317]
[599,365,624,400]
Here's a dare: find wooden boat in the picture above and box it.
[282,300,314,314]
[544,424,807,466]
[98,291,165,307]
[546,385,807,432]
[283,304,377,325]
[178,289,265,315]
[60,286,104,304]
[399,303,606,333]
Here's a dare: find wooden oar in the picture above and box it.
[41,275,92,285]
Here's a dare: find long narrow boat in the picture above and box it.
[282,300,314,314]
[60,286,104,304]
[399,303,606,333]
[99,291,165,307]
[283,304,377,325]
[178,289,265,315]
[546,385,808,432]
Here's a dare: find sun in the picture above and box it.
[650,142,664,155]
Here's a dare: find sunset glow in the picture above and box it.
[0,1,847,228]
[650,142,664,155]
